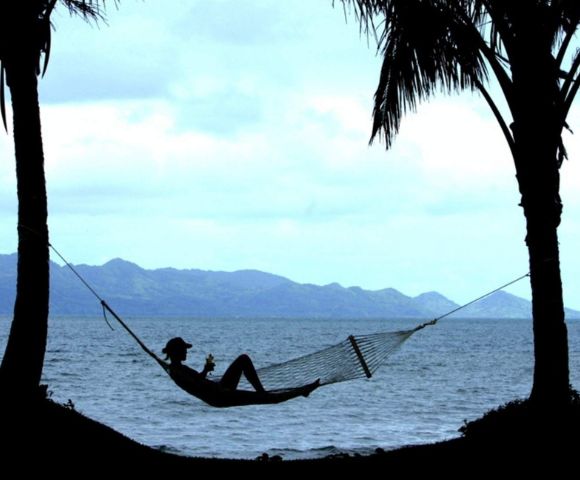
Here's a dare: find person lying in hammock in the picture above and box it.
[162,337,320,408]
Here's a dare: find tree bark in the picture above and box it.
[507,20,571,405]
[517,161,570,405]
[526,222,569,405]
[512,99,570,406]
[0,53,49,399]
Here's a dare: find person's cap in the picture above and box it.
[162,337,192,354]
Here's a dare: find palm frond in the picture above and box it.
[0,1,118,135]
[340,1,580,150]
[0,63,7,132]
[475,77,515,158]
[38,1,116,74]
[562,51,580,121]
[369,0,488,148]
[60,1,116,22]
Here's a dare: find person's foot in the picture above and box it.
[302,379,321,397]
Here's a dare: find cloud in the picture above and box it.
[170,91,263,135]
[41,0,380,105]
[176,0,293,46]
[42,2,187,103]
[1,1,579,310]
[34,89,523,236]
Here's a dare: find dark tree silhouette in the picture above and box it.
[0,1,115,400]
[339,0,579,405]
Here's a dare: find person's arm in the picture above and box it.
[201,354,215,378]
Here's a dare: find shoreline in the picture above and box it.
[3,397,579,474]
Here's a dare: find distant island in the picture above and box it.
[1,253,578,319]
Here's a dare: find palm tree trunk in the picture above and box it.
[513,122,570,406]
[509,36,571,405]
[526,222,569,405]
[0,54,49,399]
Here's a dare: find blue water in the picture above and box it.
[1,316,579,459]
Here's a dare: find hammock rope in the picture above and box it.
[47,241,530,390]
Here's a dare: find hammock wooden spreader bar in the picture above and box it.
[348,335,372,379]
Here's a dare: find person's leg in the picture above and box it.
[219,354,265,392]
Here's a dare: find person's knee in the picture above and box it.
[237,353,251,363]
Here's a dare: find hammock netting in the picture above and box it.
[226,327,423,391]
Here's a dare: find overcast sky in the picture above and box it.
[1,0,579,309]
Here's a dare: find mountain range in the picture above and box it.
[1,253,578,319]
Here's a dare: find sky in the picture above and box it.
[1,0,579,309]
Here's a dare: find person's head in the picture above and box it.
[162,337,192,363]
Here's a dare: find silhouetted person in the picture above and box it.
[162,337,319,408]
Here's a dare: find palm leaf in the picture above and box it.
[0,1,118,138]
[369,0,487,147]
[341,0,578,150]
[0,63,7,132]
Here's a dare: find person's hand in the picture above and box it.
[205,354,215,372]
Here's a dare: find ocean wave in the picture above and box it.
[265,444,379,460]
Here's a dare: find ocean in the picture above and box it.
[1,315,579,459]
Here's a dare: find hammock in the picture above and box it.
[100,298,433,388]
[48,241,529,406]
[102,298,435,391]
